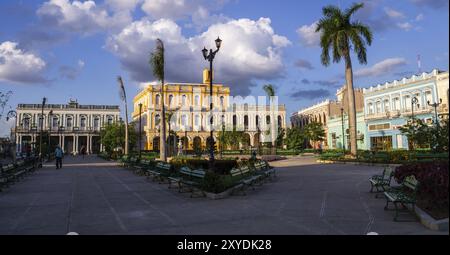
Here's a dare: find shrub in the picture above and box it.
[394,161,449,219]
[170,157,237,174]
[201,172,236,193]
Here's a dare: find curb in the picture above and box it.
[414,206,449,231]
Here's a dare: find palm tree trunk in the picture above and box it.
[344,53,358,156]
[160,84,167,162]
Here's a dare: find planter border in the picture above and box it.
[204,184,243,200]
[414,206,449,231]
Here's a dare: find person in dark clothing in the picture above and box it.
[55,145,63,169]
[80,145,86,158]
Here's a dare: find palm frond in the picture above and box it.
[117,76,126,101]
[150,38,165,82]
[263,84,275,97]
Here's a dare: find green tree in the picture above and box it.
[217,126,245,150]
[303,122,325,148]
[0,90,12,120]
[399,118,431,149]
[101,122,137,156]
[276,127,285,148]
[284,127,306,151]
[263,84,277,154]
[150,39,167,162]
[316,2,373,156]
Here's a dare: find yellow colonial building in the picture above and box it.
[132,69,286,152]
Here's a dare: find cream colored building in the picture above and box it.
[133,70,286,152]
[14,100,120,154]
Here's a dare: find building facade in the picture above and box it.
[326,112,368,150]
[363,69,449,150]
[291,86,364,149]
[133,69,287,152]
[14,100,120,154]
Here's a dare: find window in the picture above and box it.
[182,95,187,106]
[220,96,224,107]
[155,95,160,106]
[376,101,382,113]
[155,114,161,126]
[23,117,30,129]
[66,117,73,128]
[233,115,237,128]
[278,116,282,127]
[80,117,86,128]
[244,115,249,130]
[52,117,59,128]
[368,103,374,114]
[384,99,390,112]
[404,95,411,109]
[256,116,260,127]
[107,116,113,125]
[195,115,200,126]
[94,117,100,129]
[195,95,200,106]
[266,115,270,125]
[370,136,393,151]
[181,114,187,126]
[169,95,173,106]
[425,91,433,105]
[392,98,400,110]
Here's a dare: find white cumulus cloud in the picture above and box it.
[384,7,405,19]
[106,17,291,95]
[37,0,133,35]
[296,21,320,48]
[0,41,48,84]
[354,58,408,78]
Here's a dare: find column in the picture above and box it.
[87,135,91,154]
[62,135,65,152]
[75,135,79,154]
[73,135,76,154]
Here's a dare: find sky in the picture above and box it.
[0,0,449,137]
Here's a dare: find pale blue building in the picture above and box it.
[363,69,449,150]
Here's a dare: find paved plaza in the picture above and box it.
[0,155,446,235]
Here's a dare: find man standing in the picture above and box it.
[55,145,63,169]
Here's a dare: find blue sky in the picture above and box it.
[1,0,449,137]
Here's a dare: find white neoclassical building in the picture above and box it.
[14,100,120,154]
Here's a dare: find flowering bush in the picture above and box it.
[394,161,449,219]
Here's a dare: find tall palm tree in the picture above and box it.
[150,39,167,162]
[263,84,277,154]
[117,76,129,155]
[316,2,373,156]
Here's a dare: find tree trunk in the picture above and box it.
[160,83,167,162]
[344,53,358,156]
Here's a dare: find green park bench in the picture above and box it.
[147,161,172,183]
[384,175,419,221]
[119,155,130,167]
[133,159,152,175]
[230,165,262,195]
[369,167,394,197]
[168,166,206,197]
[253,160,276,181]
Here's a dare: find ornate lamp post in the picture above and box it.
[48,110,53,160]
[428,98,443,152]
[411,97,419,120]
[202,37,222,167]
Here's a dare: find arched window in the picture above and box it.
[195,115,200,126]
[376,101,381,113]
[80,116,87,128]
[266,115,270,125]
[52,117,59,128]
[195,95,200,106]
[368,103,374,114]
[169,95,173,106]
[233,115,237,128]
[66,117,73,128]
[256,115,260,127]
[278,115,282,127]
[94,117,100,129]
[425,91,433,105]
[107,116,113,125]
[182,95,187,106]
[244,115,249,129]
[220,96,224,107]
[23,116,30,129]
[155,94,160,106]
[384,99,390,112]
[181,114,187,126]
[155,114,161,126]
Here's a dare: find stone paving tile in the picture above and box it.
[0,155,447,235]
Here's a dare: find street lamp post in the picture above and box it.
[39,97,47,162]
[428,98,443,152]
[202,37,222,167]
[221,117,225,159]
[48,110,53,160]
[411,97,419,120]
[138,103,142,160]
[340,108,345,155]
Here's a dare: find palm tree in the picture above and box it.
[316,2,373,156]
[150,39,167,162]
[263,84,277,154]
[117,76,129,155]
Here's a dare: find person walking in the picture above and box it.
[55,145,63,169]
